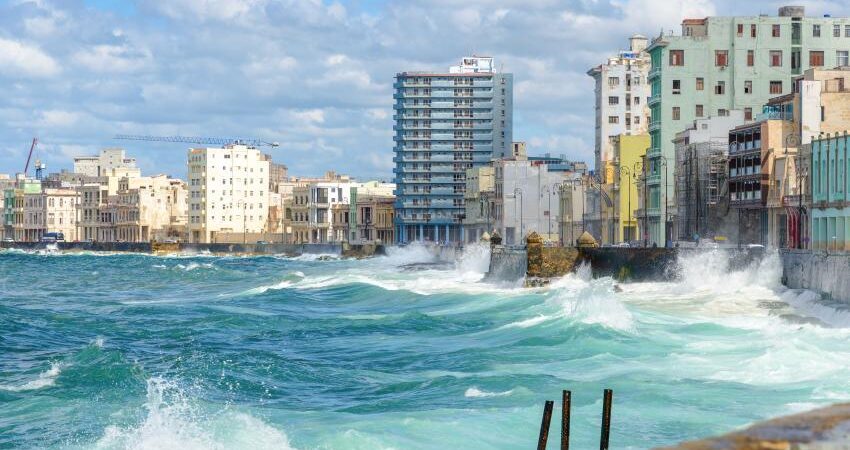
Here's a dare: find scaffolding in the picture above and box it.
[676,141,732,241]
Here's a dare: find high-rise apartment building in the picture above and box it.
[187,145,270,243]
[646,5,850,245]
[588,34,652,178]
[73,148,137,177]
[393,56,513,243]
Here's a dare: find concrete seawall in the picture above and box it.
[781,249,850,303]
[0,241,384,257]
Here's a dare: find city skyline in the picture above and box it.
[4,0,844,179]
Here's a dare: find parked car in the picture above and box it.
[2,237,13,243]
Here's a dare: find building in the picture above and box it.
[75,167,143,242]
[290,180,355,244]
[343,182,396,244]
[558,173,586,246]
[187,145,270,243]
[609,134,650,244]
[73,148,138,177]
[673,112,744,243]
[588,34,652,178]
[100,175,187,242]
[463,166,495,243]
[646,5,850,245]
[811,132,850,250]
[393,56,513,244]
[492,157,568,245]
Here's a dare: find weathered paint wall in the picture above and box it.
[781,249,850,302]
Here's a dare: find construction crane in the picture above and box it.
[23,138,38,175]
[113,135,279,148]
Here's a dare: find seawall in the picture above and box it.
[489,245,766,284]
[780,249,850,303]
[0,241,384,257]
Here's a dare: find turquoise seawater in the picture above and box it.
[1,245,849,449]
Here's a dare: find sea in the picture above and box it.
[1,244,849,449]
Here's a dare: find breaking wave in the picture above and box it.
[0,362,65,392]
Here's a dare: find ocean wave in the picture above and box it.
[464,387,515,398]
[94,377,296,450]
[0,362,65,392]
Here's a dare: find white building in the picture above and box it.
[19,187,79,242]
[187,145,270,243]
[493,158,569,245]
[290,180,356,244]
[587,34,651,180]
[74,148,138,177]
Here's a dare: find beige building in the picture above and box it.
[462,166,495,243]
[104,176,188,242]
[76,167,143,242]
[187,145,271,243]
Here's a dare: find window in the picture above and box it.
[744,80,753,94]
[770,80,783,94]
[696,77,704,90]
[745,107,753,121]
[669,50,684,66]
[715,81,726,95]
[634,116,640,125]
[715,50,728,66]
[747,50,754,66]
[814,24,821,37]
[838,50,849,67]
[608,116,619,124]
[608,96,619,105]
[634,96,640,105]
[737,24,744,37]
[672,79,681,94]
[772,24,780,37]
[835,24,842,37]
[696,104,704,117]
[718,109,729,117]
[608,76,619,87]
[672,106,680,120]
[770,50,782,67]
[751,24,757,38]
[846,25,850,37]
[810,51,824,66]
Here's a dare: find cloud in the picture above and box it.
[0,37,59,78]
[1,0,849,179]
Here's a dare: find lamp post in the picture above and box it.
[513,187,523,245]
[658,155,670,247]
[617,166,633,243]
[634,159,646,247]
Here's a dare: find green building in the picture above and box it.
[646,5,850,245]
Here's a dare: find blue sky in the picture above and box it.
[0,0,847,180]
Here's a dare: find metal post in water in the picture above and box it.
[537,400,554,450]
[561,390,571,450]
[599,389,613,450]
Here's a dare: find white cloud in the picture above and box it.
[73,44,152,73]
[0,37,60,78]
[148,0,266,21]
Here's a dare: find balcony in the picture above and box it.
[647,95,661,107]
[648,66,661,80]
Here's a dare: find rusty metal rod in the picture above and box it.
[537,400,554,450]
[600,389,613,450]
[561,390,571,450]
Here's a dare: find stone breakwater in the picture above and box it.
[658,403,850,450]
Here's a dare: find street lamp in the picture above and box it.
[513,187,523,245]
[634,159,646,247]
[658,155,671,247]
[617,166,633,243]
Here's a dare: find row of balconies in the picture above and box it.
[729,166,762,177]
[395,79,493,88]
[393,112,493,120]
[395,101,494,109]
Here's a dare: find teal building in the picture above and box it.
[811,132,850,251]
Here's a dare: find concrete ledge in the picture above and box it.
[0,242,385,257]
[658,403,850,449]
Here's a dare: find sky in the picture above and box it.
[0,0,848,180]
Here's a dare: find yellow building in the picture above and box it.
[611,134,649,243]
